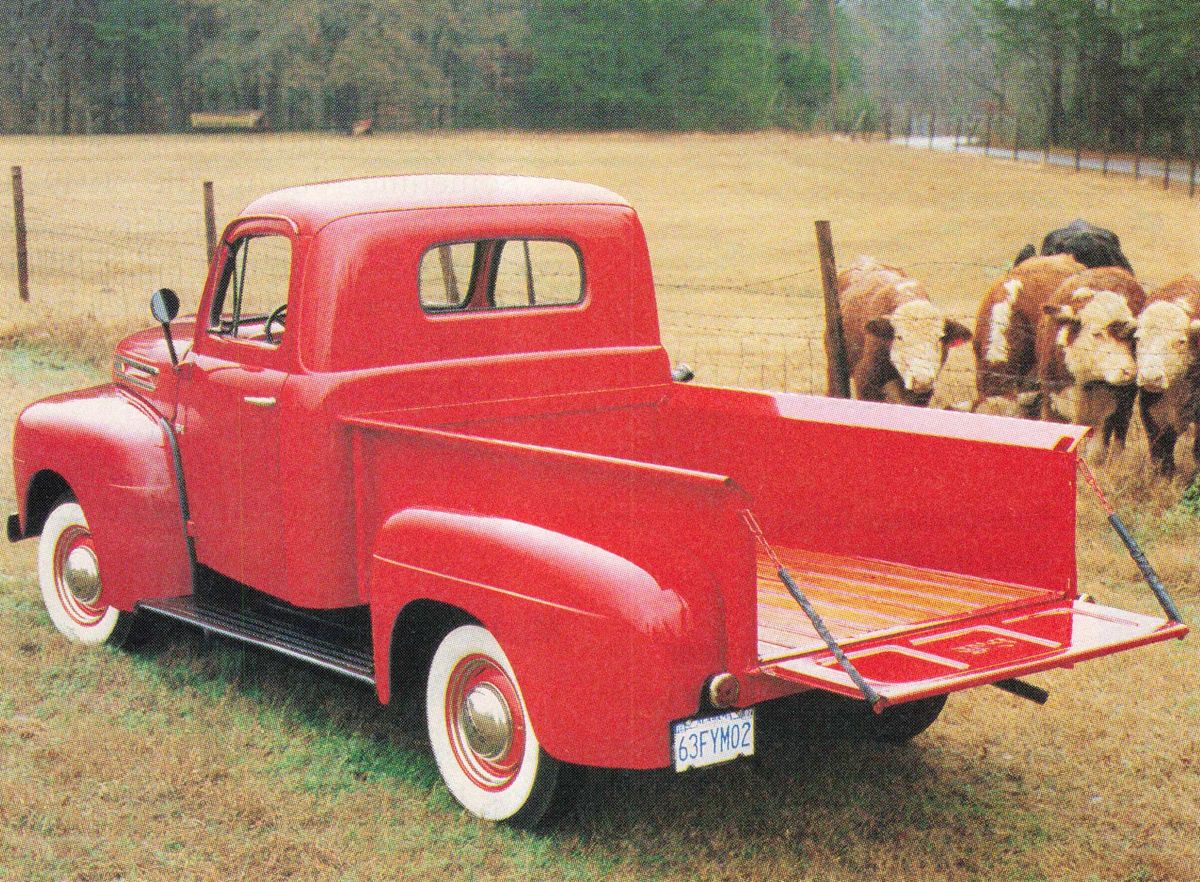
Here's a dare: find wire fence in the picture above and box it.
[873,108,1200,197]
[0,153,1198,598]
[0,183,213,345]
[0,168,1164,416]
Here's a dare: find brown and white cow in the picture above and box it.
[973,253,1085,416]
[1134,275,1200,475]
[838,256,971,406]
[1037,267,1146,451]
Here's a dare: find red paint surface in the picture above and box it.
[12,175,1186,770]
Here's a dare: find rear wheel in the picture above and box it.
[846,694,947,743]
[426,624,563,827]
[37,499,132,646]
[758,691,947,745]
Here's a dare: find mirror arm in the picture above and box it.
[161,323,179,368]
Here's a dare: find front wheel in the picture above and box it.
[37,499,131,646]
[426,624,563,827]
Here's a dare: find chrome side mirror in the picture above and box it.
[150,288,181,367]
[150,287,179,323]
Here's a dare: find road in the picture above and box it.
[894,134,1198,190]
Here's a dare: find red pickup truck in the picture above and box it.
[10,175,1187,827]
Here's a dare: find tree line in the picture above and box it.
[851,0,1200,156]
[0,0,857,134]
[977,0,1200,155]
[2,0,1197,155]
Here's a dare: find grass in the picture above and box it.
[0,133,1198,881]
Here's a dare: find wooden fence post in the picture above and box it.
[1134,130,1143,180]
[1074,142,1082,172]
[983,111,993,157]
[928,109,937,149]
[11,166,29,302]
[815,220,850,399]
[954,117,962,151]
[203,181,217,263]
[1162,148,1172,192]
[904,108,913,146]
[1102,132,1110,175]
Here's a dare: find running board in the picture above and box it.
[137,595,376,685]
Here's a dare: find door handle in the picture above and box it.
[244,396,276,408]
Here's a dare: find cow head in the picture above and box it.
[866,299,972,395]
[1134,299,1200,393]
[1043,288,1138,386]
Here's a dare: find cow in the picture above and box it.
[1134,275,1200,476]
[1037,267,1146,453]
[1013,219,1134,275]
[973,253,1085,416]
[837,256,971,406]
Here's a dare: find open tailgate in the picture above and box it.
[727,397,1188,712]
[758,596,1187,709]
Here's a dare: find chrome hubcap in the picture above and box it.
[63,546,101,605]
[461,682,513,760]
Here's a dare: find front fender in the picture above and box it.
[369,508,724,769]
[13,385,192,610]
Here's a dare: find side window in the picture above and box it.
[418,243,476,309]
[493,240,582,308]
[210,234,292,342]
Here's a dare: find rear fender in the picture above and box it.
[13,385,192,610]
[369,508,722,769]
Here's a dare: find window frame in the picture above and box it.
[207,232,295,346]
[417,240,488,313]
[417,237,586,315]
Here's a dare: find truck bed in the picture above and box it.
[347,384,1185,708]
[757,546,1054,659]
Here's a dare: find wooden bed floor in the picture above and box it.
[757,546,1056,659]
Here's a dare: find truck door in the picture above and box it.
[179,222,295,598]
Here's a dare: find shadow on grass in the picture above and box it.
[124,616,1047,880]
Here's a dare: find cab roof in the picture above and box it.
[240,174,631,236]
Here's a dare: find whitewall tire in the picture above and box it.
[37,500,127,646]
[426,624,562,827]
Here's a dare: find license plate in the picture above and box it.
[672,708,754,772]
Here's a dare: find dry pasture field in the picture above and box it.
[0,133,1197,882]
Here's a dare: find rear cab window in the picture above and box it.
[419,238,584,313]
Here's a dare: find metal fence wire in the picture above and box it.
[1,169,1199,598]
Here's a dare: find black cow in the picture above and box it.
[1013,219,1134,274]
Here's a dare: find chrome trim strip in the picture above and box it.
[113,355,159,392]
[157,416,197,585]
[114,372,156,392]
[114,354,160,376]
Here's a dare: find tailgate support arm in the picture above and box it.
[742,510,886,712]
[992,678,1050,704]
[1077,460,1185,624]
